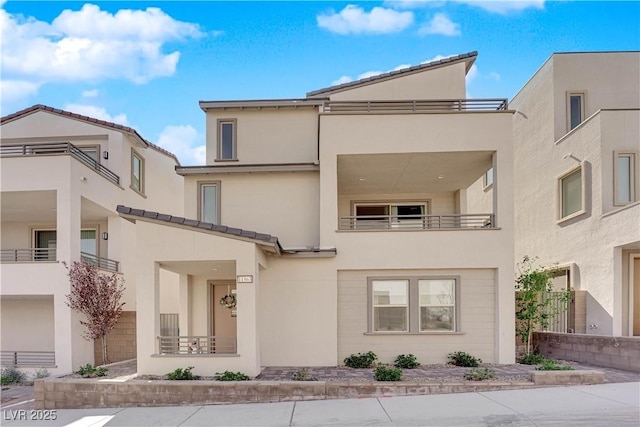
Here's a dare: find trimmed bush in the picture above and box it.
[214,371,251,381]
[448,351,482,367]
[518,353,546,365]
[374,365,403,381]
[344,351,377,369]
[166,366,198,380]
[394,354,420,369]
[464,368,497,381]
[1,367,26,385]
[76,364,108,378]
[536,359,575,371]
[292,368,318,381]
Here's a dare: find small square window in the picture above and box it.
[372,280,408,332]
[419,279,455,331]
[217,119,237,160]
[131,149,145,195]
[567,92,585,131]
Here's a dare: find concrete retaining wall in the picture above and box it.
[533,332,640,372]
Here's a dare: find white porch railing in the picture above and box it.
[157,336,237,355]
[0,351,55,367]
[338,214,495,230]
[80,251,119,273]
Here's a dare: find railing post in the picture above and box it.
[13,351,18,366]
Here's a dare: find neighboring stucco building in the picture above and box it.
[511,52,640,337]
[118,51,516,377]
[0,105,183,375]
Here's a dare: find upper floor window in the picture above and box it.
[217,119,237,161]
[484,167,494,189]
[353,202,428,230]
[558,163,585,221]
[131,149,145,195]
[567,92,585,131]
[615,151,637,205]
[199,181,221,224]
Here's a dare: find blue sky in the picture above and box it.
[2,1,639,164]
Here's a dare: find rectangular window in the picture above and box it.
[615,152,636,205]
[131,150,144,194]
[354,202,428,230]
[33,229,97,261]
[368,276,459,333]
[217,119,237,160]
[199,182,221,224]
[419,279,455,331]
[558,164,585,221]
[567,92,585,131]
[372,280,408,332]
[484,167,494,188]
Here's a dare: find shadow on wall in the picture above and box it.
[586,293,613,336]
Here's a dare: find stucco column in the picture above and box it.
[319,146,338,249]
[136,262,160,374]
[235,246,259,376]
[178,274,190,336]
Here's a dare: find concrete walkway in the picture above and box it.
[2,382,638,426]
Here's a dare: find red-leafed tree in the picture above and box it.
[65,260,125,365]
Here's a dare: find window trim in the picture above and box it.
[566,91,586,132]
[367,276,460,334]
[216,118,238,161]
[614,151,637,206]
[198,181,221,225]
[557,162,586,223]
[130,148,145,196]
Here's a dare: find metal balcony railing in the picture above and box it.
[323,99,508,113]
[338,214,495,230]
[0,248,56,262]
[0,351,55,367]
[0,142,120,185]
[157,336,237,355]
[80,251,119,273]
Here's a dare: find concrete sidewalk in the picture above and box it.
[1,382,638,426]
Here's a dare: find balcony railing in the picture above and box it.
[157,336,237,355]
[81,251,119,273]
[0,248,56,262]
[0,351,55,367]
[0,142,120,185]
[338,214,495,230]
[323,99,508,114]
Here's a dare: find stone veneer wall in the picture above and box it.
[533,332,640,373]
[93,311,136,365]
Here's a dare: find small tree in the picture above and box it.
[515,256,570,356]
[65,260,125,365]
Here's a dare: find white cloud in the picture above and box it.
[317,5,414,35]
[386,0,545,14]
[489,71,501,81]
[156,124,205,166]
[0,4,204,105]
[422,54,477,83]
[331,75,354,86]
[63,103,129,125]
[82,89,99,98]
[1,80,41,107]
[358,70,384,80]
[418,13,461,36]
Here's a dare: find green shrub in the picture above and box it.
[374,365,403,381]
[291,368,318,381]
[344,351,377,368]
[166,366,198,380]
[76,364,108,378]
[448,351,482,367]
[394,354,420,369]
[0,367,26,385]
[214,371,251,381]
[536,359,575,371]
[33,368,50,379]
[464,368,497,381]
[518,353,546,365]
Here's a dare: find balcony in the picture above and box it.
[0,142,120,185]
[339,213,495,231]
[1,249,119,272]
[157,336,237,355]
[323,98,508,114]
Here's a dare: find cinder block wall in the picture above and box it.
[94,311,136,365]
[533,332,640,373]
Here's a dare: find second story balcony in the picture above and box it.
[0,142,120,185]
[322,98,508,114]
[339,213,494,231]
[0,248,120,272]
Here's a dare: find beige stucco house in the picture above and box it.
[511,51,640,337]
[117,51,517,377]
[0,105,183,375]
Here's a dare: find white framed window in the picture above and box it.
[217,119,237,161]
[199,181,221,224]
[567,92,586,131]
[32,228,97,261]
[353,201,429,230]
[131,149,145,195]
[614,151,637,205]
[558,163,586,222]
[483,167,494,189]
[368,276,459,333]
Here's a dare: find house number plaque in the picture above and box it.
[237,275,253,283]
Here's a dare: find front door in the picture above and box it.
[209,283,237,353]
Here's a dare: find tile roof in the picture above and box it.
[306,51,478,98]
[116,205,282,253]
[0,104,180,165]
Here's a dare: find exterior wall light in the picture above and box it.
[102,232,109,240]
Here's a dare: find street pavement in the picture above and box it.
[1,382,639,426]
